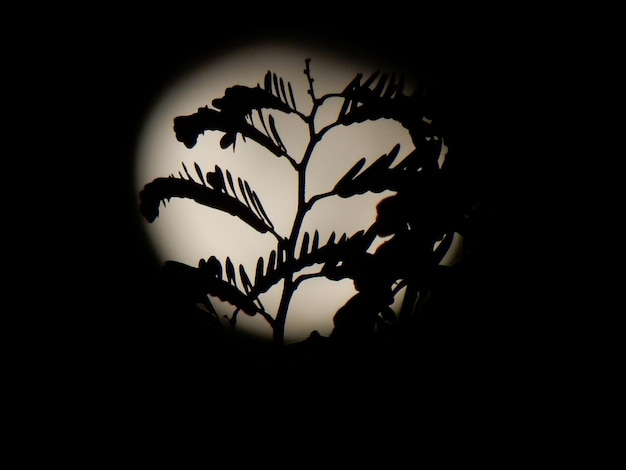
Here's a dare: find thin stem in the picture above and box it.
[272,62,360,346]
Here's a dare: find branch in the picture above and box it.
[305,190,335,209]
[293,270,327,290]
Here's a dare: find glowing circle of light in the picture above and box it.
[134,39,460,345]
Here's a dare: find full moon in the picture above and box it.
[134,39,458,345]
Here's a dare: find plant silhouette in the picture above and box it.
[138,58,479,350]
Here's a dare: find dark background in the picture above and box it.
[29,8,558,415]
[10,5,610,459]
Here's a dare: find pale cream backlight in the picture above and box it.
[134,40,460,344]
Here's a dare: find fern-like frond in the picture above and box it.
[262,70,299,111]
[249,230,376,295]
[173,103,287,157]
[333,140,444,199]
[161,259,261,317]
[336,71,438,142]
[138,164,274,234]
[333,144,401,197]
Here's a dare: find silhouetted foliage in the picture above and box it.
[138,58,480,350]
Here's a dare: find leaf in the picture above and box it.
[194,162,206,186]
[251,190,274,229]
[225,257,236,286]
[333,157,366,196]
[279,77,288,104]
[220,132,236,149]
[264,70,272,91]
[312,230,320,252]
[256,109,270,137]
[206,165,225,192]
[238,177,251,208]
[239,264,253,294]
[181,162,194,181]
[272,73,280,98]
[267,250,276,276]
[327,232,336,246]
[243,182,268,228]
[268,114,286,152]
[288,82,297,109]
[226,170,237,197]
[255,257,264,284]
[243,180,254,208]
[199,255,222,279]
[299,232,310,259]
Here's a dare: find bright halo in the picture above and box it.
[134,39,458,344]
